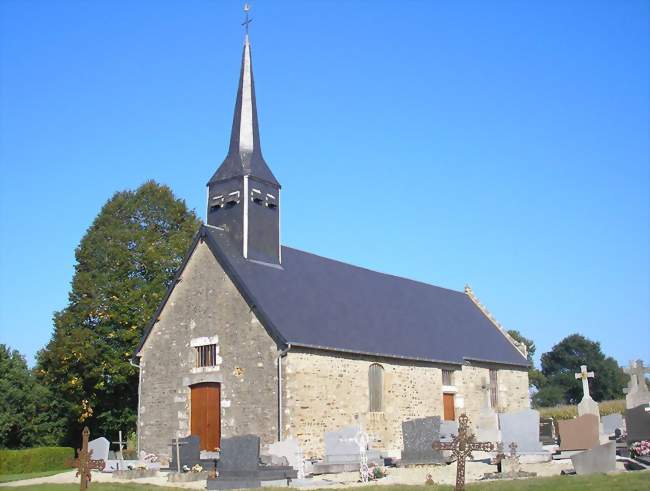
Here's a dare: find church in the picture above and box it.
[134,32,530,460]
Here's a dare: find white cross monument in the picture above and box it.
[575,365,600,418]
[624,359,650,409]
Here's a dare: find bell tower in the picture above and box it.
[207,28,281,265]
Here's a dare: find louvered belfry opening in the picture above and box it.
[369,363,384,412]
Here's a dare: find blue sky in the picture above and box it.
[0,0,648,369]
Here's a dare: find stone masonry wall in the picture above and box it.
[283,350,529,459]
[137,240,279,458]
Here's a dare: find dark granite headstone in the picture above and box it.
[401,416,444,465]
[218,435,260,472]
[169,435,201,471]
[625,404,650,444]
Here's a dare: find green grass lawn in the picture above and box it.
[0,471,70,484]
[3,472,649,491]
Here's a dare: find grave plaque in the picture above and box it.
[570,441,616,475]
[625,404,650,444]
[169,435,200,471]
[499,409,543,453]
[401,416,444,465]
[558,414,600,451]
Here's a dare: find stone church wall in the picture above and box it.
[137,240,279,458]
[283,349,529,458]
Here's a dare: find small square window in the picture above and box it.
[196,344,218,367]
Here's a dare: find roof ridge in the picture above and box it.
[464,285,528,359]
[280,244,465,295]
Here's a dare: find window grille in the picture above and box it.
[368,364,384,412]
[442,369,454,386]
[489,369,499,408]
[196,344,218,368]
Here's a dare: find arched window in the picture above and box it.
[368,364,384,412]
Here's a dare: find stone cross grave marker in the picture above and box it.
[575,365,600,418]
[66,427,106,491]
[432,413,494,491]
[624,360,650,409]
[112,431,126,461]
[476,377,499,442]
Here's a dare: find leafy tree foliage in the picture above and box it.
[507,329,545,390]
[0,345,64,448]
[36,181,201,445]
[539,333,626,405]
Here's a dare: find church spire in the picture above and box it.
[208,29,279,186]
[206,6,281,265]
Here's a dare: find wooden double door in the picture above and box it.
[190,383,221,451]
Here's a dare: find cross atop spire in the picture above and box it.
[242,3,252,35]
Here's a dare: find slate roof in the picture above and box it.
[135,225,528,368]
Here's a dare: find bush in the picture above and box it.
[0,447,74,474]
[538,399,625,421]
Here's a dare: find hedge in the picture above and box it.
[538,399,625,421]
[0,447,74,474]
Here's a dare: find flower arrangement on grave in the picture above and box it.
[182,464,191,473]
[135,463,147,470]
[191,464,203,473]
[630,440,650,458]
[366,464,387,480]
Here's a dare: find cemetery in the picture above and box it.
[1,3,648,491]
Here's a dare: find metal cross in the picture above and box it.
[625,359,650,393]
[575,365,595,399]
[112,430,126,461]
[242,3,253,34]
[66,427,106,491]
[432,414,494,491]
[508,441,518,458]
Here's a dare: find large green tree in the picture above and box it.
[0,345,64,448]
[36,181,201,445]
[538,333,626,405]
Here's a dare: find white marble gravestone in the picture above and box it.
[498,409,543,454]
[88,437,110,463]
[267,438,305,479]
[624,360,650,410]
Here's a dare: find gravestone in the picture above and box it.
[169,435,201,471]
[570,441,616,475]
[323,425,360,464]
[558,414,600,451]
[267,438,305,478]
[624,360,650,409]
[575,365,600,419]
[625,404,650,444]
[498,409,543,453]
[539,418,556,445]
[476,377,500,443]
[88,437,110,463]
[601,413,625,436]
[218,435,260,472]
[440,421,459,442]
[401,416,444,464]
